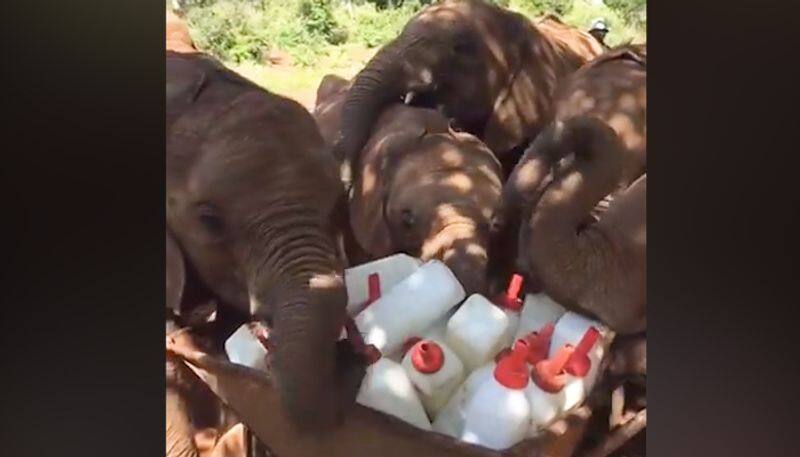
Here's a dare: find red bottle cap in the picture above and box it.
[495,274,524,311]
[410,340,445,374]
[524,322,555,365]
[363,273,381,309]
[531,344,573,393]
[493,339,530,389]
[564,327,600,377]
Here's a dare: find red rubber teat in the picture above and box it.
[564,326,600,377]
[524,322,555,365]
[364,273,381,308]
[493,339,530,389]
[495,274,524,311]
[411,340,445,374]
[531,344,574,393]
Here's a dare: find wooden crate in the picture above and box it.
[167,328,595,457]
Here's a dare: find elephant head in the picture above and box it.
[166,52,364,432]
[516,116,646,334]
[349,104,503,295]
[313,74,352,148]
[496,45,647,295]
[335,0,600,188]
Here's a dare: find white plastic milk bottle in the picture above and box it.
[559,325,603,412]
[513,292,567,342]
[460,340,532,450]
[526,344,574,433]
[345,254,421,316]
[432,348,510,437]
[356,352,432,430]
[224,323,270,372]
[385,309,456,362]
[445,294,512,372]
[401,339,466,418]
[550,312,609,411]
[493,274,525,347]
[355,259,465,355]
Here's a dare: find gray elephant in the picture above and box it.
[334,0,605,186]
[166,51,366,438]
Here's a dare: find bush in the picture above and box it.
[185,0,351,66]
[334,2,420,48]
[605,0,646,26]
[179,0,646,67]
[514,0,574,16]
[185,1,271,63]
[300,0,348,45]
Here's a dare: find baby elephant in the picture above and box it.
[516,117,646,334]
[313,76,504,295]
[167,53,365,434]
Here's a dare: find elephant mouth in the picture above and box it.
[404,91,471,134]
[404,89,439,111]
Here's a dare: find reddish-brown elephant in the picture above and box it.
[166,51,366,439]
[495,45,646,299]
[513,116,646,334]
[313,77,504,295]
[333,0,604,188]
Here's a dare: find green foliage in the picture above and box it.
[333,2,421,48]
[514,0,574,16]
[178,0,645,67]
[605,0,646,26]
[300,0,348,45]
[185,1,270,63]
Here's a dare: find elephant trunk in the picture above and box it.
[421,220,489,296]
[525,116,625,296]
[337,34,430,186]
[166,388,201,457]
[244,208,353,433]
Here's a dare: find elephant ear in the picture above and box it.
[166,53,209,117]
[166,229,186,315]
[349,114,427,258]
[315,74,350,109]
[482,15,564,155]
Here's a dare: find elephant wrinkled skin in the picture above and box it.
[335,0,604,187]
[166,51,366,434]
[496,45,646,298]
[515,116,646,334]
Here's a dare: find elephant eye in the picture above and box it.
[400,208,415,229]
[196,203,224,236]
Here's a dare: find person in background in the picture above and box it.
[588,18,611,49]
